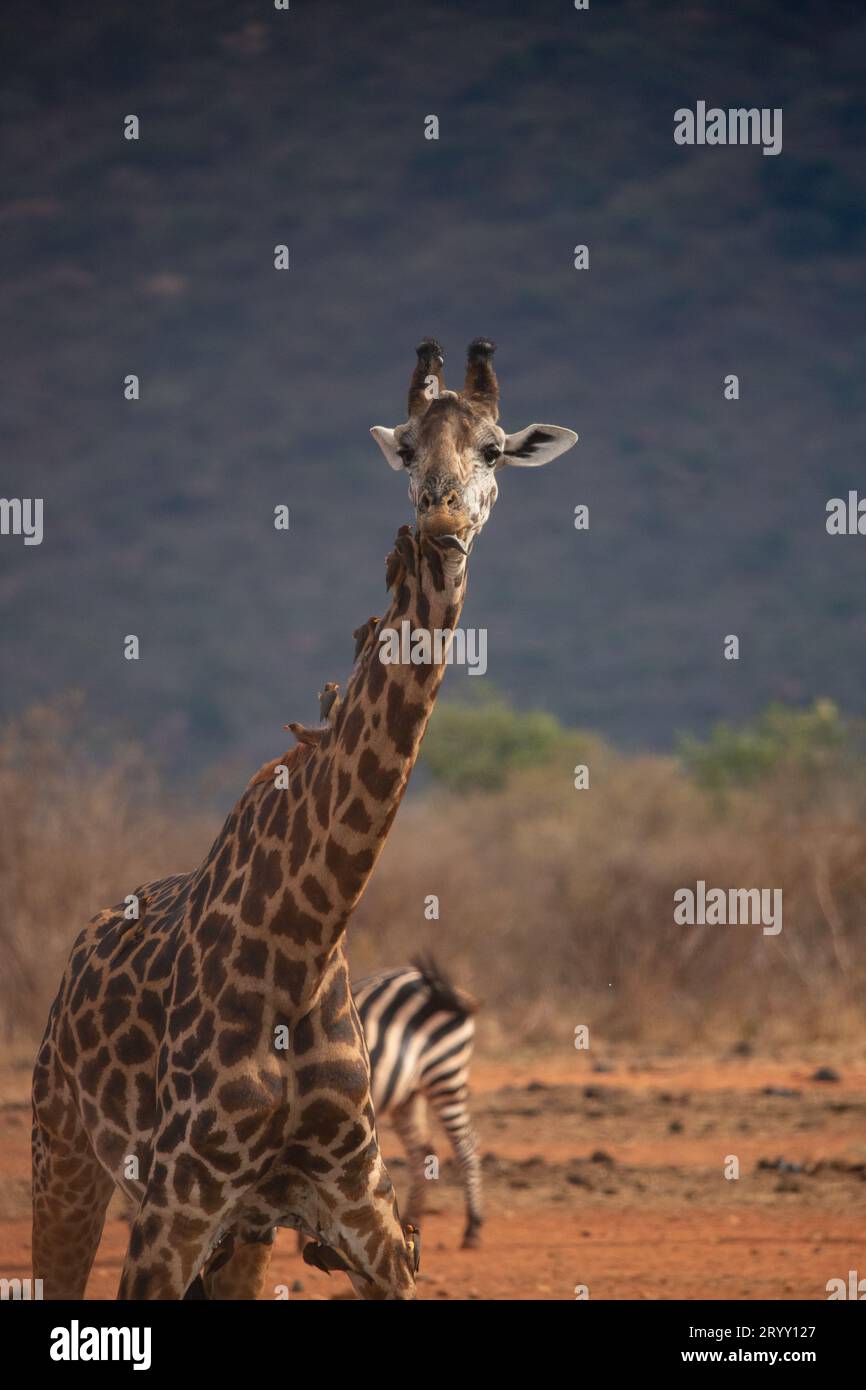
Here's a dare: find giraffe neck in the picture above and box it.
[193,528,468,1012]
[302,528,468,911]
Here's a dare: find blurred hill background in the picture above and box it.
[2,0,865,781]
[2,693,866,1047]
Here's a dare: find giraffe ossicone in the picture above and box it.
[31,341,577,1301]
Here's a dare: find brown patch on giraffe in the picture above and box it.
[296,1059,368,1104]
[190,1111,241,1173]
[332,1120,367,1160]
[99,997,131,1037]
[201,933,232,999]
[288,804,312,876]
[75,1010,101,1052]
[171,1013,215,1072]
[340,796,372,834]
[357,747,401,802]
[172,1153,226,1213]
[386,681,426,757]
[270,889,322,947]
[100,1067,128,1129]
[171,994,203,1037]
[301,874,332,914]
[234,936,269,980]
[334,768,352,810]
[222,874,244,905]
[366,650,388,702]
[325,838,375,899]
[192,1060,218,1104]
[293,1012,315,1055]
[235,805,256,869]
[296,1097,351,1146]
[256,787,278,830]
[341,705,365,757]
[312,757,334,829]
[114,1026,152,1067]
[129,937,160,978]
[134,1073,157,1130]
[208,843,234,905]
[138,988,164,1033]
[215,984,265,1068]
[273,950,308,1005]
[267,792,289,840]
[240,845,283,927]
[156,1110,191,1153]
[189,871,212,920]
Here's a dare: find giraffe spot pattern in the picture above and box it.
[31,531,464,1299]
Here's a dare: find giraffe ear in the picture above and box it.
[501,424,578,467]
[370,426,405,472]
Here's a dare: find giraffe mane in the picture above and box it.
[246,744,304,789]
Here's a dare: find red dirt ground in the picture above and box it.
[2,1053,864,1300]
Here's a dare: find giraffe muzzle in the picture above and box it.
[417,504,472,542]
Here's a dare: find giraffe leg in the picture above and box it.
[118,1184,225,1300]
[390,1092,434,1231]
[315,1143,416,1301]
[31,1117,116,1299]
[200,1229,275,1300]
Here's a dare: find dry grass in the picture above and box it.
[354,740,866,1051]
[1,702,864,1059]
[0,698,213,1043]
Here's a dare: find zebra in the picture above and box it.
[352,955,484,1250]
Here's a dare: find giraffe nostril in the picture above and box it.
[419,492,432,512]
[444,491,460,509]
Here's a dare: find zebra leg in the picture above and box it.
[428,1086,483,1249]
[390,1092,434,1231]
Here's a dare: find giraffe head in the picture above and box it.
[370,339,578,550]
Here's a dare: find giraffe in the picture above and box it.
[31,338,578,1300]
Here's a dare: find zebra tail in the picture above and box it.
[409,952,482,1016]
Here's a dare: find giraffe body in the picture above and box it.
[33,528,466,1300]
[32,339,577,1300]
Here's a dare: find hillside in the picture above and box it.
[2,0,865,775]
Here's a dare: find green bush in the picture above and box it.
[422,689,566,792]
[678,699,853,793]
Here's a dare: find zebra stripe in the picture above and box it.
[352,957,483,1248]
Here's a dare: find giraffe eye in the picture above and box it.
[397,446,415,466]
[482,444,500,465]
